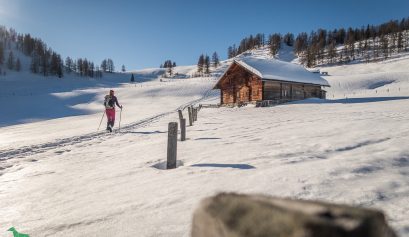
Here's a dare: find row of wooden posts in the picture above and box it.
[166,105,201,169]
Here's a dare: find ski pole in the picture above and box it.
[118,108,122,132]
[97,111,105,131]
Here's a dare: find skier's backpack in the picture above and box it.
[104,95,114,109]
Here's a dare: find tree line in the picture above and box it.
[227,33,266,58]
[226,17,409,67]
[64,57,103,78]
[0,27,23,74]
[227,32,294,59]
[160,59,176,77]
[196,52,220,76]
[294,18,409,67]
[0,26,118,78]
[160,59,176,69]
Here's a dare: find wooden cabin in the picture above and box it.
[213,58,330,106]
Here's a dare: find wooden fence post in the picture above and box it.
[188,107,193,126]
[180,118,186,141]
[167,122,178,169]
[194,108,198,121]
[178,109,183,120]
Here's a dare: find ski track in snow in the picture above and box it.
[0,113,166,161]
[0,90,212,162]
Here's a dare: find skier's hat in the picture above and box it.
[109,89,114,93]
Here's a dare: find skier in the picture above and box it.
[104,89,123,132]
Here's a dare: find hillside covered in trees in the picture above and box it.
[227,17,409,67]
[0,26,116,79]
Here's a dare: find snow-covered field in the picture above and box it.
[0,53,409,236]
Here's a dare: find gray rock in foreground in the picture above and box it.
[191,193,397,237]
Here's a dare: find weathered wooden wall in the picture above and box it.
[216,62,326,105]
[263,81,325,101]
[218,62,262,104]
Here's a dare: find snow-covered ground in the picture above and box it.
[0,52,409,236]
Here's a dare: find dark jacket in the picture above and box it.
[104,95,120,109]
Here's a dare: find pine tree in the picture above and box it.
[0,43,4,65]
[111,59,115,72]
[269,34,281,57]
[255,33,265,47]
[78,58,83,76]
[227,46,233,59]
[374,37,380,59]
[197,54,204,74]
[121,64,126,72]
[211,52,220,68]
[380,34,389,59]
[65,56,73,73]
[390,32,397,56]
[344,28,356,60]
[163,60,174,69]
[50,52,59,75]
[40,50,50,76]
[101,59,108,72]
[363,39,370,63]
[283,33,294,46]
[57,56,63,78]
[71,61,77,73]
[89,62,95,77]
[130,73,135,82]
[167,63,173,76]
[405,31,409,51]
[107,59,115,73]
[294,32,308,55]
[106,59,111,73]
[7,51,14,70]
[204,55,210,74]
[397,31,403,52]
[30,53,39,73]
[336,28,346,44]
[306,47,315,68]
[357,40,363,57]
[15,58,21,71]
[327,41,337,64]
[83,59,89,76]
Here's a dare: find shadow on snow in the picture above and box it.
[122,130,166,135]
[191,163,255,169]
[289,96,409,105]
[0,71,163,127]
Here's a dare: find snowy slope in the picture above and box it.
[0,49,409,236]
[318,55,409,101]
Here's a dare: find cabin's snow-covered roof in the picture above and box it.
[234,58,330,86]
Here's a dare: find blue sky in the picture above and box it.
[1,0,408,70]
